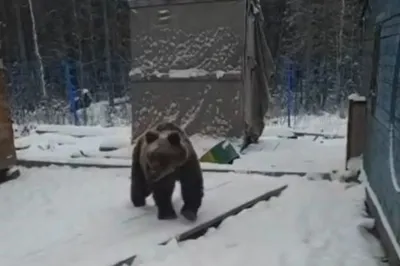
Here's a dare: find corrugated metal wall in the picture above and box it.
[363,0,400,244]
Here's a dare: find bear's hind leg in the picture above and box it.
[152,179,177,220]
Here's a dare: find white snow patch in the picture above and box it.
[15,115,347,173]
[34,124,130,137]
[15,130,220,161]
[131,176,384,266]
[168,68,209,78]
[266,113,347,137]
[15,133,77,149]
[327,156,363,183]
[348,93,367,102]
[0,167,287,266]
[129,68,144,77]
[215,70,225,79]
[153,70,166,78]
[233,137,346,173]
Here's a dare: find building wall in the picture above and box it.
[363,0,400,261]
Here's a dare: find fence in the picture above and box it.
[361,0,400,259]
[4,0,362,129]
[5,59,132,126]
[5,57,356,128]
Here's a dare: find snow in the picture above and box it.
[15,115,347,173]
[16,134,344,173]
[130,68,144,77]
[266,113,348,137]
[229,136,346,173]
[5,114,388,266]
[129,68,241,80]
[99,135,131,151]
[361,168,400,260]
[348,93,367,102]
[34,124,130,137]
[168,68,208,78]
[131,176,384,266]
[0,167,287,266]
[215,70,225,79]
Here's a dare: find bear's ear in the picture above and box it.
[167,132,181,146]
[145,131,159,143]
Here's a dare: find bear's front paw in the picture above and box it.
[132,197,146,207]
[180,209,197,221]
[158,209,178,220]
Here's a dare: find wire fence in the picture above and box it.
[5,56,356,128]
[6,59,131,126]
[269,55,358,128]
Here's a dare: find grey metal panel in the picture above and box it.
[130,80,243,139]
[129,0,245,75]
[129,0,246,138]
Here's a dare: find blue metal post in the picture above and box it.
[64,60,79,125]
[287,62,293,128]
[291,64,296,127]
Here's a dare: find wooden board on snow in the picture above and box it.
[112,184,287,266]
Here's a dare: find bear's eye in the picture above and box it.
[167,132,180,146]
[145,131,159,143]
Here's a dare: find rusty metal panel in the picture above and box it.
[345,97,367,169]
[0,69,16,170]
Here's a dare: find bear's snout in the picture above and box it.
[148,152,166,164]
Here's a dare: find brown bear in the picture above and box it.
[130,121,204,221]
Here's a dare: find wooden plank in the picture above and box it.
[111,184,288,266]
[0,56,17,170]
[17,159,129,169]
[292,131,345,139]
[345,98,367,169]
[16,158,331,179]
[169,184,287,242]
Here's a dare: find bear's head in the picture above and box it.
[142,128,189,182]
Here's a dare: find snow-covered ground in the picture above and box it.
[131,176,385,266]
[0,166,287,266]
[266,113,348,136]
[2,114,387,266]
[14,114,347,173]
